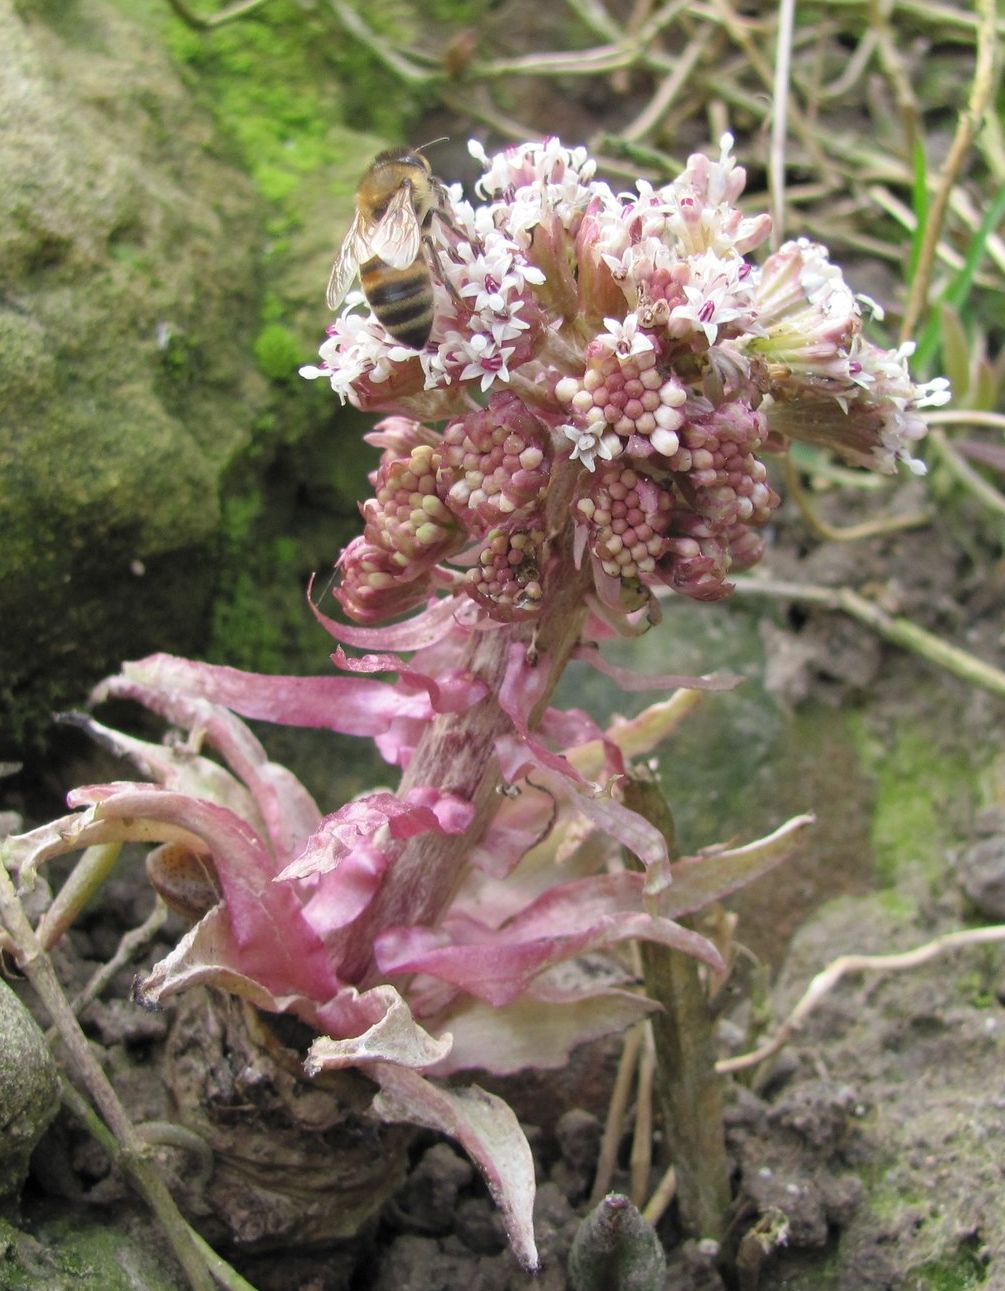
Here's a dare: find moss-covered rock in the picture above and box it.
[0,979,60,1204]
[0,0,270,753]
[0,0,424,760]
[0,1210,186,1290]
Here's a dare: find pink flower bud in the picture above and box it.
[465,520,547,620]
[363,445,466,579]
[335,536,436,623]
[438,393,552,535]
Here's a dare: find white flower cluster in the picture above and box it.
[299,293,417,403]
[467,136,603,234]
[303,135,945,480]
[420,212,545,393]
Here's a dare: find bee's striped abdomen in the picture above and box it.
[360,255,434,351]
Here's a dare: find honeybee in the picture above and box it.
[326,145,453,351]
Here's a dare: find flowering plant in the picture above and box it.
[5,136,946,1269]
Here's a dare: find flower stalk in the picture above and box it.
[354,458,592,970]
[623,771,730,1243]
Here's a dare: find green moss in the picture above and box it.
[916,1244,988,1290]
[874,888,917,920]
[260,290,288,326]
[206,492,336,675]
[849,715,977,888]
[157,328,198,374]
[253,323,303,381]
[865,1174,926,1224]
[155,0,414,227]
[139,0,402,450]
[0,1213,183,1291]
[956,951,1001,1009]
[422,0,488,22]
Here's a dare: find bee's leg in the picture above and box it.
[424,236,467,311]
[430,206,485,258]
[433,206,477,242]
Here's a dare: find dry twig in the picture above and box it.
[629,1029,656,1207]
[163,0,271,29]
[783,456,932,542]
[768,0,796,248]
[641,1162,678,1227]
[925,426,1005,520]
[718,924,1005,1075]
[730,576,1005,700]
[69,898,169,1019]
[590,1022,644,1205]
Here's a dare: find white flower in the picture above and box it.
[425,329,515,394]
[450,232,543,324]
[468,138,516,198]
[669,251,753,345]
[507,199,543,246]
[422,305,523,390]
[676,130,747,208]
[595,314,655,363]
[916,377,951,408]
[456,246,514,314]
[488,315,527,345]
[300,308,400,404]
[449,198,498,245]
[470,137,600,236]
[562,420,620,472]
[856,292,885,321]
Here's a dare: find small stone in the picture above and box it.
[398,1143,473,1234]
[0,979,61,1200]
[555,1108,601,1172]
[454,1196,506,1255]
[956,834,1005,919]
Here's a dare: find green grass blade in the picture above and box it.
[908,138,929,283]
[913,178,1005,374]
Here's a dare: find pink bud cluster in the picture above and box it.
[467,519,547,620]
[438,393,552,533]
[303,135,945,628]
[555,320,687,462]
[668,401,777,528]
[575,465,673,583]
[364,444,463,573]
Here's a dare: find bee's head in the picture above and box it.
[371,139,446,173]
[404,149,434,175]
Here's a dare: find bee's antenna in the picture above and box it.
[415,136,450,154]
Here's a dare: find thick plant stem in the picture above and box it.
[351,461,590,984]
[623,772,731,1244]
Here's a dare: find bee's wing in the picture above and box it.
[325,211,371,311]
[369,183,423,269]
